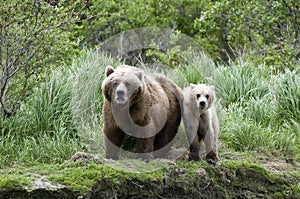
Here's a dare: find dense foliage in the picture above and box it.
[73,0,299,69]
[0,51,299,166]
[0,0,299,166]
[0,0,83,117]
[1,0,299,117]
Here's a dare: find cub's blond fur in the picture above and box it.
[182,83,219,163]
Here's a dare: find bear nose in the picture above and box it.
[199,101,206,107]
[116,90,125,96]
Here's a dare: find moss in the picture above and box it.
[290,170,300,178]
[220,160,277,179]
[48,161,166,193]
[0,172,29,189]
[291,185,300,197]
[0,159,298,198]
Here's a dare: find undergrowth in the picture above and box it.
[0,50,299,166]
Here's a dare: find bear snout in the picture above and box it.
[115,90,127,104]
[199,101,206,109]
[114,83,129,105]
[117,90,125,97]
[115,90,128,105]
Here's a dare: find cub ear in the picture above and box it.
[105,65,114,77]
[209,85,215,91]
[190,83,196,89]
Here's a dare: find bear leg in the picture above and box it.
[205,150,219,163]
[204,127,219,163]
[104,126,124,160]
[188,135,201,161]
[153,119,180,158]
[136,137,155,161]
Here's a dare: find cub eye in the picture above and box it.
[196,94,200,99]
[125,82,130,87]
[206,94,209,99]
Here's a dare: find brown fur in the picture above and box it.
[102,65,183,160]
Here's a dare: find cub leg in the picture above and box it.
[204,127,219,163]
[183,115,200,161]
[189,135,201,161]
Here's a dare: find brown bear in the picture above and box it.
[101,65,183,160]
[182,83,219,164]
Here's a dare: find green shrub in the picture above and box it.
[274,69,300,124]
[0,51,121,165]
[221,104,275,153]
[71,50,121,154]
[0,50,299,166]
[179,52,216,85]
[211,62,270,108]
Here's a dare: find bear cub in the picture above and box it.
[182,83,219,164]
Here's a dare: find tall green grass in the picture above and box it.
[0,69,82,165]
[70,51,121,154]
[211,62,270,108]
[274,69,300,124]
[0,50,119,166]
[0,50,299,166]
[211,63,299,161]
[180,52,216,85]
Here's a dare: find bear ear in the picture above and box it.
[209,85,215,91]
[105,65,114,77]
[190,83,196,88]
[102,81,111,102]
[136,71,145,82]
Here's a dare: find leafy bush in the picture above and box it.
[194,0,299,71]
[0,0,82,117]
[73,0,299,71]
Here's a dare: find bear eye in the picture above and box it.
[125,82,130,88]
[206,94,209,99]
[196,94,200,99]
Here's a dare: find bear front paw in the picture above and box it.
[206,158,217,165]
[205,150,219,164]
[188,153,200,162]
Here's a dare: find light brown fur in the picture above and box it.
[182,83,219,163]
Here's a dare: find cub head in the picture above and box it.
[190,83,215,111]
[101,65,145,107]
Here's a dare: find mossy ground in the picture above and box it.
[0,154,299,199]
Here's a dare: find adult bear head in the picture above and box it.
[102,65,146,108]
